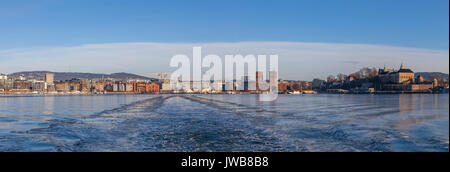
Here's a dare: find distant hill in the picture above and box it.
[415,72,449,81]
[8,71,156,81]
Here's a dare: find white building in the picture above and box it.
[18,74,26,81]
[202,81,223,93]
[162,83,173,91]
[45,73,54,85]
[0,74,7,80]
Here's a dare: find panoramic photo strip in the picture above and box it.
[0,0,448,170]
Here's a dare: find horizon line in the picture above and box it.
[1,41,448,81]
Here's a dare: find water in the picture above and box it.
[0,94,448,152]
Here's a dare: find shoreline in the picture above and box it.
[1,92,447,96]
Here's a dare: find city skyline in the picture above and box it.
[1,61,447,95]
[0,0,448,154]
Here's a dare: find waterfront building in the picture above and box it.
[0,75,7,92]
[278,80,313,94]
[118,83,126,92]
[80,79,91,92]
[125,83,134,92]
[378,64,434,93]
[312,79,325,89]
[278,80,289,93]
[350,82,375,94]
[14,80,31,90]
[31,80,46,93]
[110,82,127,92]
[113,84,119,92]
[133,83,160,93]
[45,73,54,85]
[394,65,415,84]
[2,79,14,90]
[161,83,173,93]
[379,64,415,84]
[0,77,6,90]
[104,84,114,92]
[149,83,160,93]
[54,79,84,93]
[94,82,105,92]
[0,81,5,91]
[55,81,71,93]
[381,84,433,93]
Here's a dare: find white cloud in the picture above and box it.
[0,42,448,80]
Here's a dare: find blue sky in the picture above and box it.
[0,0,449,80]
[1,0,448,50]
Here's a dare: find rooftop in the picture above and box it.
[398,69,414,73]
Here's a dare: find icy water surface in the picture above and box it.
[0,94,448,152]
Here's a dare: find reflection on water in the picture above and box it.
[0,94,448,152]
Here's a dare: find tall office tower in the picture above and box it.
[45,73,54,85]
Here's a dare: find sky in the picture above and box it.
[0,0,449,80]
